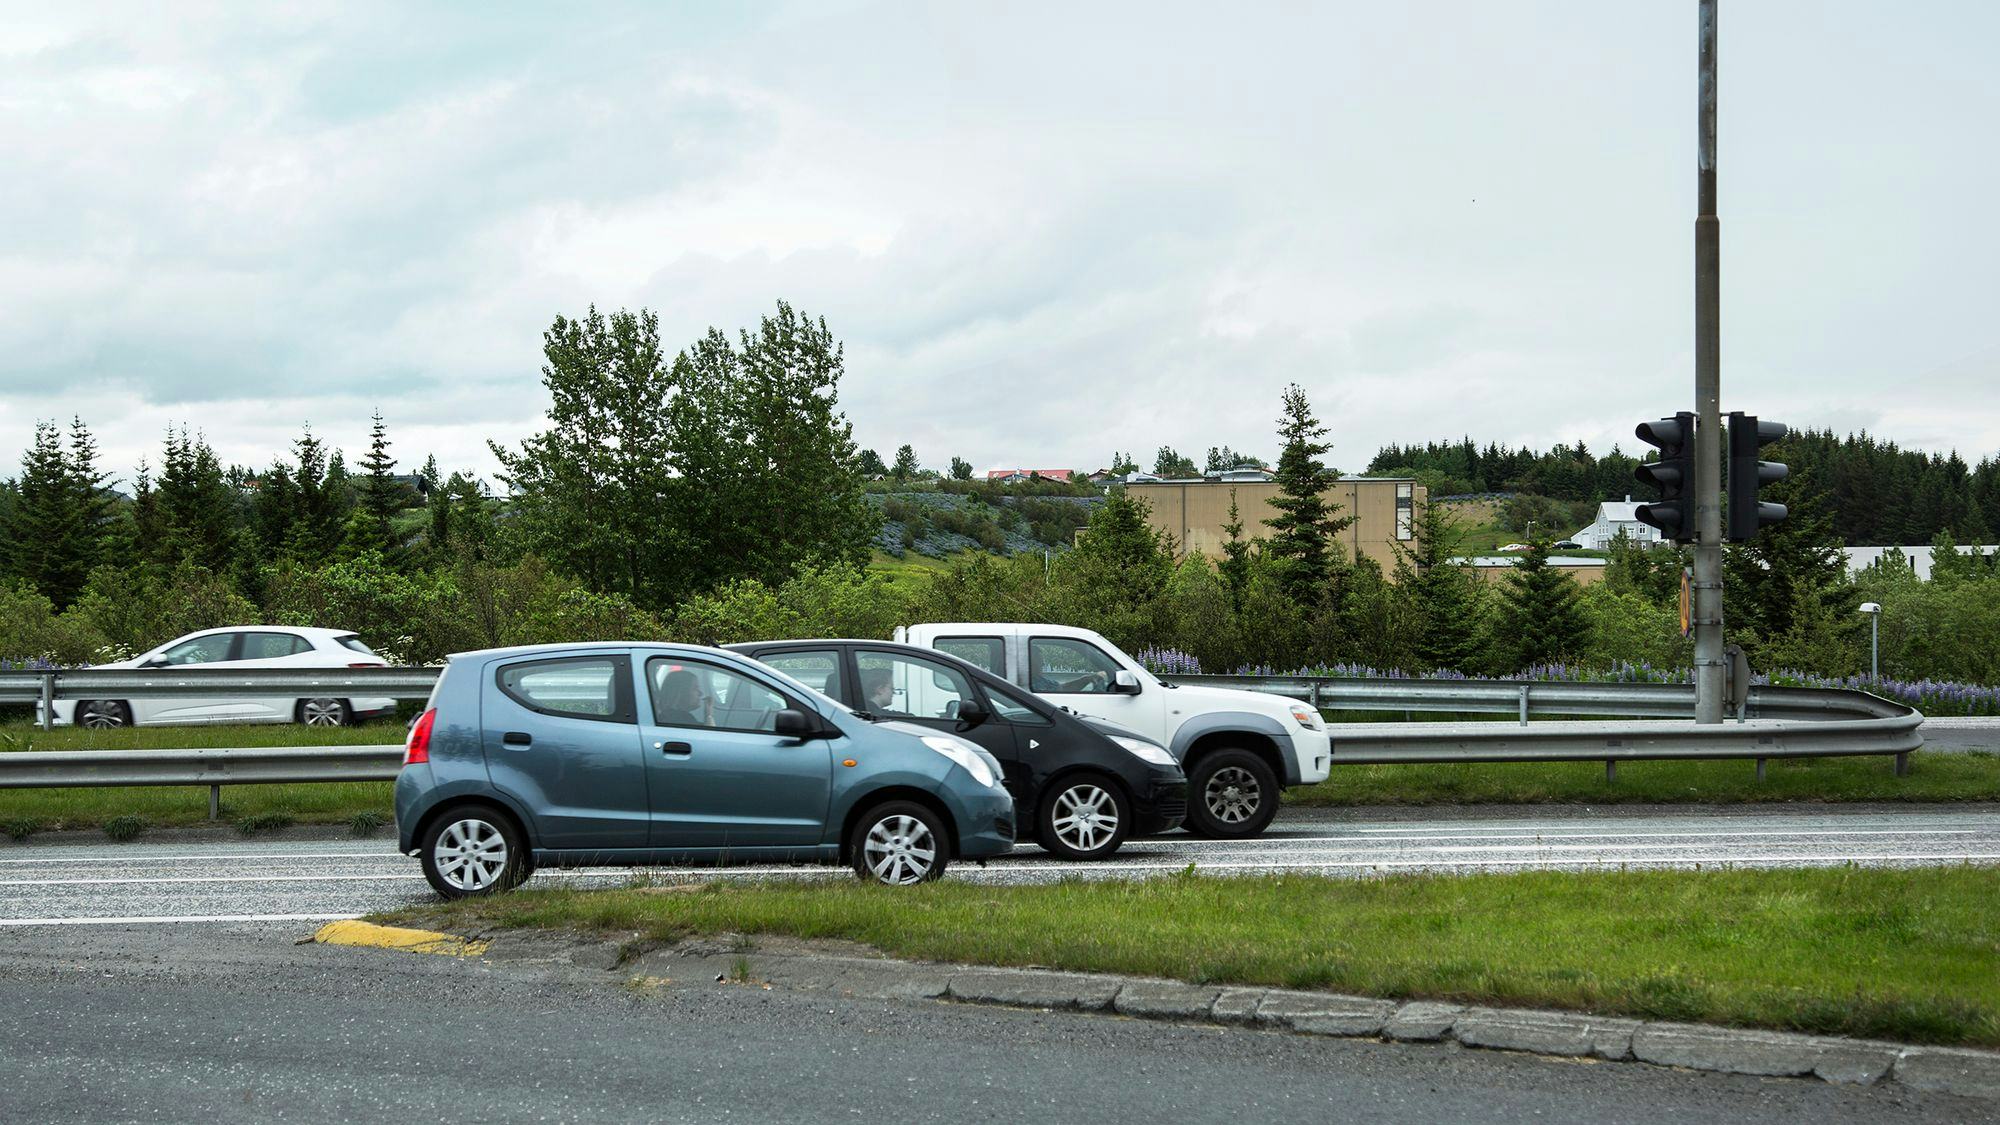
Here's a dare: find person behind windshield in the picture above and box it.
[860,668,901,715]
[657,668,708,726]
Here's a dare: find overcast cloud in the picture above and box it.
[3,1,1997,486]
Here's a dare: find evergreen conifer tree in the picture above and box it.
[1263,384,1353,603]
[1495,537,1589,670]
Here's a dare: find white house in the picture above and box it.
[1844,544,2000,581]
[1569,497,1663,551]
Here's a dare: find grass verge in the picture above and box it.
[1288,751,2000,806]
[0,782,392,835]
[0,721,397,753]
[387,865,2000,1048]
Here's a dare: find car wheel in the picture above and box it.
[420,807,529,899]
[1036,774,1129,860]
[850,801,950,885]
[1185,749,1280,839]
[299,698,350,727]
[77,700,132,729]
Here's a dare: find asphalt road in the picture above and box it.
[0,921,1989,1123]
[2,804,1995,927]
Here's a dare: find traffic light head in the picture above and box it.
[1727,413,1789,541]
[1633,411,1695,542]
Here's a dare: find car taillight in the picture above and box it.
[404,708,436,765]
[348,662,380,669]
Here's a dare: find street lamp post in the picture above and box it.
[1858,602,1881,682]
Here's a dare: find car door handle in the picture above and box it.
[503,731,533,747]
[656,741,692,757]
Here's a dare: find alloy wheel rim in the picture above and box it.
[1051,784,1119,853]
[1204,766,1261,824]
[80,703,125,729]
[435,818,508,891]
[863,815,937,885]
[302,699,343,727]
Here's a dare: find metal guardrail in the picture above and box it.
[1159,674,1925,776]
[0,669,1928,810]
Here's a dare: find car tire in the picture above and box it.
[419,805,529,899]
[1184,749,1280,839]
[299,698,350,727]
[849,800,950,885]
[1036,773,1130,860]
[76,700,132,729]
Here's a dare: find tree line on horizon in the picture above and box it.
[1369,431,2000,547]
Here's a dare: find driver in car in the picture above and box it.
[656,668,710,726]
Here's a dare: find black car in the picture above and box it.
[728,639,1187,860]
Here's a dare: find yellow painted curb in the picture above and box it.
[313,919,490,958]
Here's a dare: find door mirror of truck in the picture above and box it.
[1111,670,1142,695]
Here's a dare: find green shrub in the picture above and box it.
[2,817,45,842]
[348,810,385,837]
[101,815,148,842]
[233,811,295,836]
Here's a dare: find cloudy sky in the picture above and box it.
[4,1,1997,487]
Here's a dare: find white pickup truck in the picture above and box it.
[894,623,1331,837]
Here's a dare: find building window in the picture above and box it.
[1395,482,1414,541]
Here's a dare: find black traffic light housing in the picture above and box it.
[1727,412,1788,541]
[1633,412,1695,543]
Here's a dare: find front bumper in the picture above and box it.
[1133,777,1189,834]
[1290,728,1333,785]
[953,788,1017,860]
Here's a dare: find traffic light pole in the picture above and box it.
[1693,0,1725,724]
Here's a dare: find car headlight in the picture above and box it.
[1287,702,1325,731]
[921,735,1000,789]
[1110,735,1178,767]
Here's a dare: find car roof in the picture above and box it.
[445,640,749,663]
[169,625,360,642]
[727,638,1047,699]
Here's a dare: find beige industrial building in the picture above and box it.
[1125,477,1425,572]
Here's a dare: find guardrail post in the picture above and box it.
[1604,760,1617,784]
[39,673,53,731]
[1518,685,1530,726]
[1894,752,1910,778]
[1755,757,1766,783]
[1310,682,1321,712]
[209,785,221,820]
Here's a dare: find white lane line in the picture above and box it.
[1202,829,1987,845]
[965,853,2000,874]
[0,852,403,865]
[0,913,362,927]
[1342,821,1981,835]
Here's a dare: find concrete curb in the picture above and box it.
[509,933,2000,1103]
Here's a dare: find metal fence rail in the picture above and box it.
[0,669,1928,806]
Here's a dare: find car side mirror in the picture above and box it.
[955,698,991,727]
[140,656,168,669]
[1111,670,1142,695]
[774,709,821,740]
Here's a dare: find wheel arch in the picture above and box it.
[409,794,534,857]
[839,787,960,863]
[1180,728,1288,787]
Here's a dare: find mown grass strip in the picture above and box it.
[1288,751,2000,806]
[0,782,392,835]
[389,865,2000,1048]
[0,722,398,753]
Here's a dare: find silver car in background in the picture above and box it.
[40,626,396,728]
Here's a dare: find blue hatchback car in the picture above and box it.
[394,643,1017,896]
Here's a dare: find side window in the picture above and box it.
[855,650,975,721]
[755,650,844,700]
[647,658,794,734]
[497,657,630,722]
[160,634,234,666]
[935,636,1005,675]
[1029,638,1124,694]
[985,682,1052,726]
[239,632,309,661]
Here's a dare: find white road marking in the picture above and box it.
[0,913,362,927]
[0,852,404,865]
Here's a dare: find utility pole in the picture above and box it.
[1692,0,1725,723]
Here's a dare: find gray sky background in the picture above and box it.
[4,1,1996,486]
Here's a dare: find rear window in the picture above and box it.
[239,632,311,660]
[497,657,632,722]
[336,635,377,657]
[935,636,1005,674]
